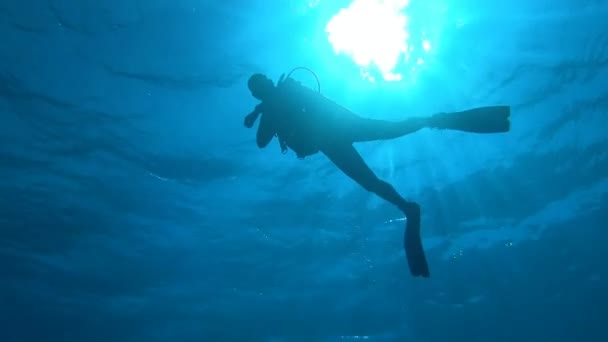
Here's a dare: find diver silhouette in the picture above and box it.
[243,70,510,278]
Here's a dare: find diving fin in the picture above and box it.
[430,105,511,134]
[402,203,430,278]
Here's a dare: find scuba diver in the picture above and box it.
[243,69,510,278]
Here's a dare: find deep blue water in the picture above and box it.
[1,0,607,341]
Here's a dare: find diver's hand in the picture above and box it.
[244,113,257,128]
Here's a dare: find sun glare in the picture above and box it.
[325,0,433,82]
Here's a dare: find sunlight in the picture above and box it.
[325,0,434,83]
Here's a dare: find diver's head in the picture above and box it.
[248,73,274,101]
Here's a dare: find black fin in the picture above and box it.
[404,207,430,277]
[432,105,511,134]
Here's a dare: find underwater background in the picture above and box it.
[1,0,607,341]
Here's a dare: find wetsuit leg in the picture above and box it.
[339,114,428,143]
[321,143,430,277]
[321,143,412,210]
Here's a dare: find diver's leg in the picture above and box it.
[321,144,429,277]
[321,144,413,210]
[341,105,511,143]
[343,115,430,143]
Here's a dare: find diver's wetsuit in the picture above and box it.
[246,73,430,277]
[254,98,424,213]
[246,73,509,278]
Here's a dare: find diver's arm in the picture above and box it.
[256,112,275,148]
[244,104,264,128]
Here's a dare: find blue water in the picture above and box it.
[1,0,607,341]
